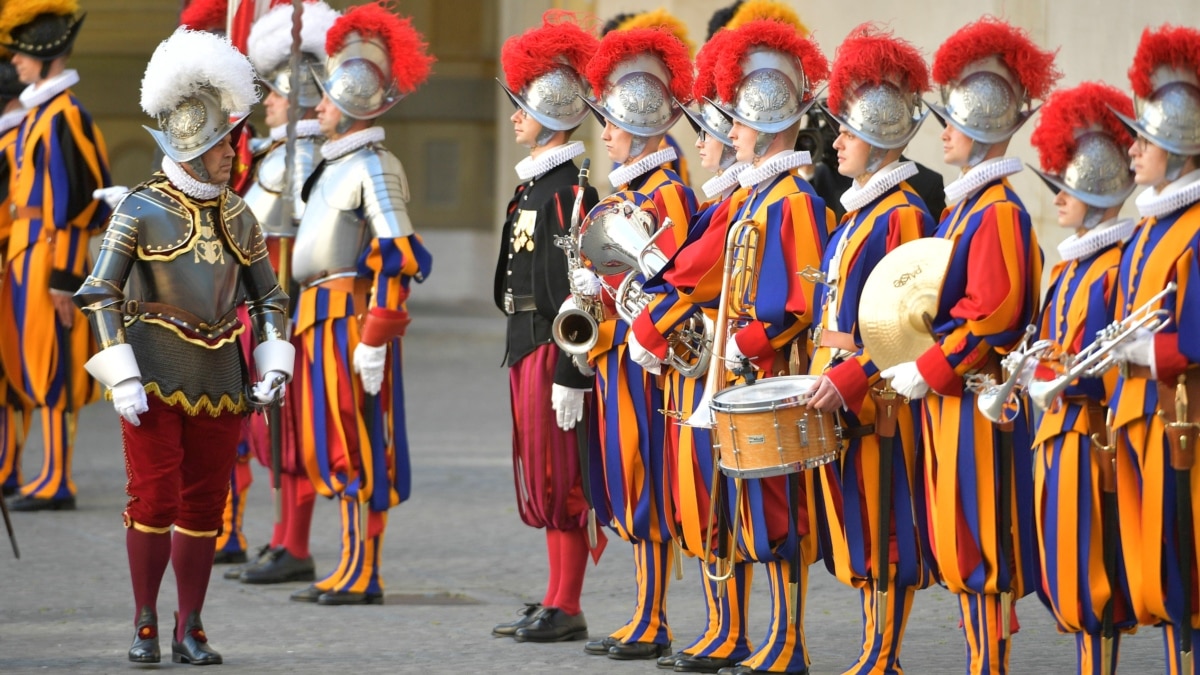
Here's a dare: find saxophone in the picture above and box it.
[551,159,601,376]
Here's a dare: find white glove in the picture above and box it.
[1109,327,1155,369]
[93,185,130,209]
[250,371,287,406]
[111,378,149,427]
[880,361,930,400]
[551,383,587,431]
[571,267,602,297]
[724,332,757,370]
[353,343,388,395]
[628,331,663,375]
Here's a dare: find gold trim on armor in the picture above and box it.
[134,316,244,349]
[141,382,247,417]
[173,526,219,538]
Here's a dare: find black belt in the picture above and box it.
[841,423,876,440]
[503,293,536,315]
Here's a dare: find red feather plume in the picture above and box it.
[694,28,735,101]
[713,19,828,105]
[501,10,599,93]
[326,1,434,95]
[585,27,693,103]
[1129,24,1200,99]
[827,23,928,115]
[932,16,1059,101]
[1029,82,1134,175]
[180,0,227,31]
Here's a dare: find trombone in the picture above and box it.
[1027,282,1177,411]
[699,217,761,587]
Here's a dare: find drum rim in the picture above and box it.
[718,450,839,478]
[710,375,819,413]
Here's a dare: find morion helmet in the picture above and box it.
[498,10,598,142]
[1115,24,1200,181]
[711,19,827,157]
[929,17,1060,166]
[584,25,693,157]
[249,0,340,110]
[316,1,434,122]
[1030,82,1135,227]
[822,23,929,172]
[140,28,258,166]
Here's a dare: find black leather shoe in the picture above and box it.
[289,584,325,603]
[128,607,160,664]
[213,549,247,565]
[658,652,683,669]
[609,641,672,660]
[8,495,75,511]
[1,484,17,498]
[171,611,222,665]
[676,655,736,673]
[584,636,619,655]
[514,608,587,643]
[239,548,315,584]
[317,590,384,605]
[715,662,811,667]
[224,545,274,580]
[492,603,543,637]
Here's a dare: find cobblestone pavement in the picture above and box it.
[0,304,1167,674]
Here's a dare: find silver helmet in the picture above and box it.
[248,1,339,110]
[714,47,812,135]
[680,98,738,169]
[314,32,401,121]
[1113,65,1200,180]
[928,55,1034,156]
[584,51,683,143]
[823,82,926,150]
[1032,132,1133,230]
[140,28,258,166]
[498,61,591,133]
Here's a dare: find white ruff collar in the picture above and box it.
[321,126,385,161]
[1056,217,1136,261]
[269,119,323,142]
[515,141,585,181]
[944,156,1023,205]
[18,69,79,110]
[0,108,26,134]
[608,147,678,188]
[739,150,812,188]
[840,161,919,213]
[1135,169,1200,219]
[162,157,224,200]
[702,161,750,199]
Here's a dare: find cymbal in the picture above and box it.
[857,238,954,371]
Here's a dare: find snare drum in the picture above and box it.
[710,375,841,478]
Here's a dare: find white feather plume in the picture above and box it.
[248,1,341,77]
[140,28,259,118]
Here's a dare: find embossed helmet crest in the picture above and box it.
[584,26,693,139]
[499,11,598,132]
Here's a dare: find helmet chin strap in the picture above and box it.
[1165,151,1193,183]
[628,134,650,160]
[534,127,556,148]
[1080,204,1108,230]
[184,157,211,183]
[334,114,355,137]
[863,146,891,175]
[719,145,738,171]
[965,139,994,168]
[39,59,52,81]
[752,131,776,160]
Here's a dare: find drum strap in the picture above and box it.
[841,423,876,440]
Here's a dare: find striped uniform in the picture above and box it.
[1111,196,1200,671]
[1033,224,1137,674]
[0,81,110,503]
[811,176,937,675]
[587,165,695,647]
[634,190,754,662]
[0,113,32,495]
[915,174,1042,675]
[294,154,432,600]
[711,167,833,674]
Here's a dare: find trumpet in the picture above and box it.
[969,325,1056,423]
[551,160,600,374]
[1028,282,1177,411]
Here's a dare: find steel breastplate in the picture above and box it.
[244,137,320,237]
[293,145,411,285]
[122,182,260,333]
